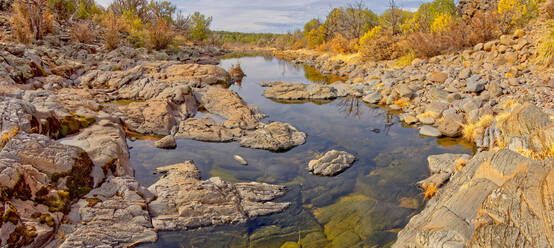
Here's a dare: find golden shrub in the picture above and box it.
[10,2,33,44]
[329,34,348,54]
[147,18,175,50]
[102,13,124,50]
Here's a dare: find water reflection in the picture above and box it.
[135,56,471,248]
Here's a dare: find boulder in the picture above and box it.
[263,82,337,100]
[60,119,133,187]
[155,135,177,149]
[195,87,261,129]
[419,126,441,137]
[119,99,181,136]
[438,112,464,137]
[428,72,448,83]
[147,161,290,231]
[308,150,357,176]
[176,118,241,142]
[362,92,382,104]
[240,122,306,152]
[466,75,486,93]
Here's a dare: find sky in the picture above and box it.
[96,0,431,33]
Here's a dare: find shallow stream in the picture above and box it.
[135,56,472,248]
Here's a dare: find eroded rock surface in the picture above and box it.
[394,150,553,248]
[58,176,157,248]
[308,150,357,176]
[147,161,290,231]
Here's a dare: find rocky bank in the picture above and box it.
[0,11,300,247]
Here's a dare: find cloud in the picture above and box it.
[96,0,432,33]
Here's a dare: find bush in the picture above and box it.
[329,34,348,53]
[11,2,33,44]
[102,13,124,50]
[147,18,174,50]
[360,34,406,60]
[71,23,95,43]
[408,12,500,58]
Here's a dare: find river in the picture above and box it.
[134,55,472,248]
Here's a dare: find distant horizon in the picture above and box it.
[96,0,435,33]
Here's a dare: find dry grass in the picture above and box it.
[147,18,175,50]
[536,20,553,67]
[453,157,468,172]
[462,115,494,142]
[393,98,411,107]
[423,183,438,200]
[230,63,244,77]
[71,23,95,44]
[1,127,19,149]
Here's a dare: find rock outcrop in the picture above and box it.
[394,150,553,248]
[147,161,290,231]
[262,81,338,100]
[308,150,357,176]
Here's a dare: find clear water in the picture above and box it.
[134,56,472,248]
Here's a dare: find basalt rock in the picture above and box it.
[308,150,357,176]
[58,176,157,248]
[394,150,552,248]
[147,161,290,231]
[262,82,337,100]
[118,99,181,136]
[176,117,241,142]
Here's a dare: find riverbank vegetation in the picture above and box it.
[8,0,215,50]
[222,0,552,66]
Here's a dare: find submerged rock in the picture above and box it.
[147,161,290,231]
[234,155,248,165]
[308,150,357,176]
[240,122,307,152]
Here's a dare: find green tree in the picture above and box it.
[190,11,212,42]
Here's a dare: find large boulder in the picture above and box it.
[60,119,133,187]
[240,122,307,152]
[394,149,553,248]
[308,150,357,176]
[118,99,181,136]
[147,161,290,231]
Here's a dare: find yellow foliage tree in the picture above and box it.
[430,13,452,33]
[359,25,382,47]
[498,0,528,25]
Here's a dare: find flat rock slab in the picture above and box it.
[308,150,357,176]
[147,161,290,231]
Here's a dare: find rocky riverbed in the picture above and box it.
[0,3,552,248]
